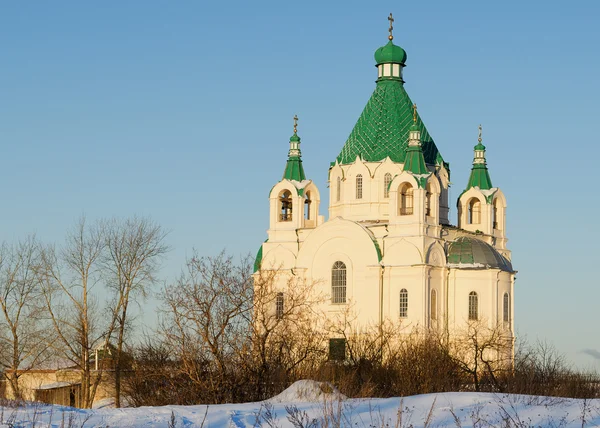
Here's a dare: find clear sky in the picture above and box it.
[1,1,599,369]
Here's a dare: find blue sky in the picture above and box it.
[1,1,599,368]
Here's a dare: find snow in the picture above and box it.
[1,390,599,427]
[480,188,498,197]
[289,179,312,190]
[447,262,487,269]
[267,380,346,403]
[34,381,78,390]
[411,173,432,180]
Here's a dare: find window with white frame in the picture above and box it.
[399,288,408,318]
[468,291,478,320]
[276,292,284,320]
[503,292,510,324]
[384,173,392,198]
[356,175,363,199]
[331,261,347,304]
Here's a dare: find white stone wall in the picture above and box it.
[259,158,514,347]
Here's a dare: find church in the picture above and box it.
[254,15,515,356]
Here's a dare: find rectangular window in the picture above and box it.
[276,292,284,320]
[399,289,408,318]
[331,262,347,304]
[468,292,478,321]
[384,173,391,198]
[329,338,346,361]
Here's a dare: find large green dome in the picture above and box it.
[374,40,407,65]
[447,237,513,272]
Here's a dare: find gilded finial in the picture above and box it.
[478,124,482,143]
[388,13,394,40]
[412,103,417,123]
[293,114,298,134]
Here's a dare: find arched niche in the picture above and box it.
[384,239,423,266]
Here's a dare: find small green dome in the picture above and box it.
[447,237,513,272]
[374,40,407,65]
[290,134,300,142]
[474,142,486,151]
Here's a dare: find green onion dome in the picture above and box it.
[374,40,407,65]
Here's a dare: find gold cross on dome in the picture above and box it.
[293,115,298,134]
[412,103,417,123]
[478,124,482,143]
[388,13,394,40]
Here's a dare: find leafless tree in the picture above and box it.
[0,236,48,399]
[249,268,327,396]
[102,216,169,408]
[442,320,513,392]
[159,252,253,403]
[38,217,110,408]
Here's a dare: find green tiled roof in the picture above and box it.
[335,79,445,167]
[467,163,493,191]
[447,237,512,272]
[283,156,306,181]
[253,240,267,273]
[283,133,306,181]
[403,124,429,174]
[466,137,492,191]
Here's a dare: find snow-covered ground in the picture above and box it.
[2,381,600,427]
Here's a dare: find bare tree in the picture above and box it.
[160,252,253,403]
[0,236,48,399]
[158,253,328,403]
[103,216,169,408]
[442,320,513,392]
[38,217,110,408]
[249,268,326,397]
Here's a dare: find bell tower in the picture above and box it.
[257,116,323,272]
[457,125,508,253]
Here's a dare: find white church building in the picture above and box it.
[254,18,515,357]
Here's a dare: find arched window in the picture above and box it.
[399,288,408,318]
[304,191,311,220]
[503,292,510,324]
[425,183,432,217]
[276,292,284,320]
[430,289,437,321]
[468,291,478,320]
[399,184,414,215]
[331,261,347,304]
[279,190,292,222]
[493,199,499,230]
[336,176,341,202]
[356,175,363,199]
[383,173,392,198]
[468,199,481,224]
